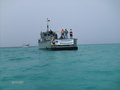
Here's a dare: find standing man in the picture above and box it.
[69,29,73,38]
[61,29,65,39]
[65,29,68,38]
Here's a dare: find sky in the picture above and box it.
[0,0,120,47]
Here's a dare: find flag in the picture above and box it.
[48,20,50,22]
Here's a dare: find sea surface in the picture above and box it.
[0,44,120,90]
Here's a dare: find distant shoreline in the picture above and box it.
[78,43,120,46]
[0,46,38,48]
[0,43,120,48]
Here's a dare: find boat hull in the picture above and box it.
[38,38,78,50]
[50,47,78,50]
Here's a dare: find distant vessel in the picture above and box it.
[38,19,78,50]
[22,44,30,47]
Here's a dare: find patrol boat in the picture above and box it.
[38,19,78,50]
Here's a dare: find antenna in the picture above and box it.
[46,18,50,40]
[47,18,50,32]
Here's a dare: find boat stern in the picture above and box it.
[50,38,78,50]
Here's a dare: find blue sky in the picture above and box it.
[0,0,120,47]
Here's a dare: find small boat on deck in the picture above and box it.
[38,19,78,50]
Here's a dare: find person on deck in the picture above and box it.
[65,29,68,39]
[69,29,73,38]
[61,29,65,39]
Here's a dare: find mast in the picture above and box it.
[47,18,50,32]
[47,18,50,40]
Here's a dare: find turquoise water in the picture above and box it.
[0,44,120,90]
